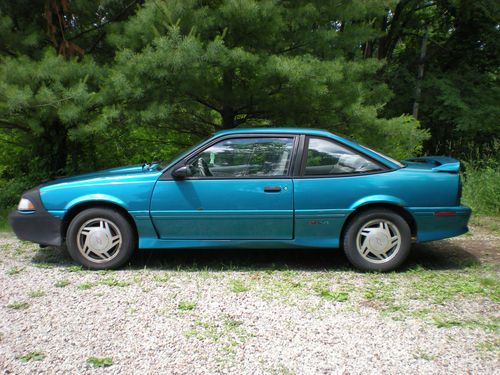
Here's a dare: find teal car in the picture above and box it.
[9,128,471,271]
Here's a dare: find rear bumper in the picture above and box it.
[8,188,63,247]
[409,205,472,242]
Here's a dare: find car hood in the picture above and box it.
[40,164,160,187]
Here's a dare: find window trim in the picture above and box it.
[160,133,300,181]
[296,136,392,178]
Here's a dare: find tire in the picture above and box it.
[343,209,411,272]
[66,208,136,270]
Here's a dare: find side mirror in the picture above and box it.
[172,166,189,179]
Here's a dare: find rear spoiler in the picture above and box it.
[403,156,460,173]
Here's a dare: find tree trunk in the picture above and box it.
[221,107,235,129]
[37,118,68,178]
[378,1,408,60]
[363,41,373,59]
[221,70,236,129]
[412,31,428,119]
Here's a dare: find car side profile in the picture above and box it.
[9,128,471,271]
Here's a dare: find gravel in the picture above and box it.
[0,223,498,375]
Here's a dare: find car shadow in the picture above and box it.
[30,239,481,272]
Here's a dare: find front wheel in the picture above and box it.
[66,208,136,270]
[343,209,411,272]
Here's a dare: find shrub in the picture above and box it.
[462,161,500,216]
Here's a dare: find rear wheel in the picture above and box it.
[66,208,135,270]
[343,209,411,272]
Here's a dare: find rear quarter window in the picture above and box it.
[304,137,384,176]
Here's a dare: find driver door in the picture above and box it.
[150,135,296,240]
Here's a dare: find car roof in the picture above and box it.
[214,127,354,151]
[215,127,334,137]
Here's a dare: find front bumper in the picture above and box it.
[8,188,63,247]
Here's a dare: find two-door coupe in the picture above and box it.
[9,128,471,271]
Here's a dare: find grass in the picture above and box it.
[407,266,500,304]
[314,286,349,302]
[223,317,243,330]
[99,277,130,287]
[0,207,11,232]
[33,263,55,269]
[16,351,45,362]
[228,279,250,293]
[178,301,197,311]
[185,320,218,340]
[185,315,249,347]
[54,279,71,288]
[413,350,436,361]
[86,356,113,368]
[7,266,24,275]
[65,265,84,273]
[153,273,171,283]
[29,290,45,298]
[477,339,500,352]
[469,215,500,236]
[432,316,465,328]
[432,315,499,331]
[7,301,30,310]
[257,271,309,302]
[269,365,296,375]
[363,280,395,303]
[7,267,24,276]
[353,264,499,324]
[76,282,94,290]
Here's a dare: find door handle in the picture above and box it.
[264,186,282,193]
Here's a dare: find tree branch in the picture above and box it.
[188,94,221,112]
[0,119,30,132]
[67,0,139,42]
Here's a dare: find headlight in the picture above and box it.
[18,197,35,211]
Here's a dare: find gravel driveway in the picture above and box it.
[1,218,498,374]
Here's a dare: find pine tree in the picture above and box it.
[0,0,136,202]
[103,0,428,157]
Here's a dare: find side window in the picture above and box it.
[187,137,294,178]
[304,137,383,176]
